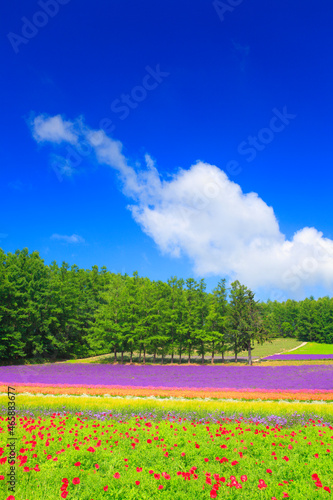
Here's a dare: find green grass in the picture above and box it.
[284,342,333,355]
[64,338,304,365]
[0,410,332,499]
[225,337,304,359]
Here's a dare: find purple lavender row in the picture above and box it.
[263,354,333,360]
[1,363,333,390]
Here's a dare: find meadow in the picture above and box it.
[0,341,332,500]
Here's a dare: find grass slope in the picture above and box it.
[66,338,304,365]
[285,342,333,355]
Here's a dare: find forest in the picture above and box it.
[0,248,332,364]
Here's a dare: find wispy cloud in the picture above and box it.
[50,233,85,244]
[31,114,79,145]
[32,114,333,297]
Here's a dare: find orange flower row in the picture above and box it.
[1,384,332,401]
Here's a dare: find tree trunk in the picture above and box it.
[222,351,224,363]
[121,350,124,363]
[114,347,117,363]
[143,347,146,364]
[130,349,133,364]
[235,350,238,363]
[188,347,191,364]
[179,349,182,364]
[139,346,142,363]
[211,341,214,365]
[153,351,156,363]
[171,350,174,364]
[248,341,252,366]
[201,341,204,364]
[162,352,164,365]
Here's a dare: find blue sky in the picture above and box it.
[1,0,333,300]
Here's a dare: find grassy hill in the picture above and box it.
[284,342,333,355]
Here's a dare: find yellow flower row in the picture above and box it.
[1,394,332,420]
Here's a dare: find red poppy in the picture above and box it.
[147,439,152,444]
[266,469,272,473]
[61,493,68,499]
[158,485,164,490]
[231,461,238,466]
[324,487,331,493]
[114,472,120,479]
[74,462,81,466]
[154,474,161,480]
[204,458,209,462]
[103,486,108,491]
[0,476,4,480]
[210,490,217,499]
[72,478,80,485]
[241,475,247,482]
[135,481,140,485]
[94,464,99,469]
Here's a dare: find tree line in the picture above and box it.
[0,248,332,365]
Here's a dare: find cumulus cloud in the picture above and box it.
[32,114,333,296]
[31,114,79,145]
[51,234,85,244]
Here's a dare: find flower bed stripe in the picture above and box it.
[1,384,333,401]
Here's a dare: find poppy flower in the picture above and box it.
[241,475,247,482]
[61,493,68,499]
[135,481,140,485]
[103,486,108,491]
[74,462,81,466]
[324,487,331,493]
[114,472,120,478]
[210,490,217,499]
[266,469,272,473]
[154,474,160,480]
[231,461,238,466]
[158,485,164,490]
[72,478,80,485]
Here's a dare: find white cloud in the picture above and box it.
[31,114,78,145]
[51,234,85,244]
[32,114,333,296]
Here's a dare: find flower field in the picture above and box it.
[1,363,333,391]
[263,355,333,361]
[0,407,332,499]
[0,364,332,499]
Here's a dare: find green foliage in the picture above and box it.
[0,248,332,364]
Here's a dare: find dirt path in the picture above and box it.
[267,342,307,357]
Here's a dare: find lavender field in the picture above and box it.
[264,354,333,361]
[1,363,333,390]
